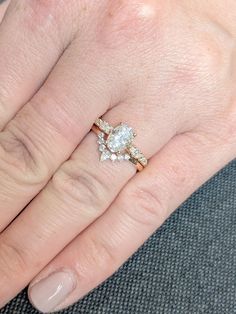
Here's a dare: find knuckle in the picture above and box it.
[196,39,226,76]
[81,236,116,272]
[0,241,29,279]
[0,126,49,186]
[11,0,78,47]
[162,12,234,97]
[185,118,236,156]
[51,162,107,216]
[99,0,162,48]
[11,0,60,24]
[170,40,224,90]
[122,184,168,227]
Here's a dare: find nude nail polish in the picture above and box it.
[29,270,77,313]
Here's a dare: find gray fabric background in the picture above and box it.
[0,161,235,313]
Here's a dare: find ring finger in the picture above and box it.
[0,28,116,231]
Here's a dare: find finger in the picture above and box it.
[0,0,80,129]
[28,130,235,313]
[0,96,178,307]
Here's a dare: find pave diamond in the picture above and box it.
[99,144,106,152]
[110,154,117,162]
[100,150,111,161]
[124,154,130,160]
[117,155,124,161]
[139,156,148,166]
[98,138,105,144]
[107,124,135,153]
[98,132,104,138]
[95,119,113,134]
[129,146,141,158]
[129,146,147,166]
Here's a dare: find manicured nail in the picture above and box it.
[29,269,77,313]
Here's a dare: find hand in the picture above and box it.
[0,0,235,312]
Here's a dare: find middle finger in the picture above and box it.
[0,32,116,231]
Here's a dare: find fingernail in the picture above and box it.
[29,269,77,313]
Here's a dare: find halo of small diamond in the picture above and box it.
[94,119,147,168]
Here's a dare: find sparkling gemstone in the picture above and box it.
[107,124,135,153]
[117,155,124,161]
[103,124,112,134]
[98,138,105,144]
[124,154,130,160]
[140,157,148,166]
[99,144,106,152]
[98,132,105,139]
[130,146,141,158]
[100,150,111,161]
[110,154,117,162]
[97,119,113,134]
[98,133,105,144]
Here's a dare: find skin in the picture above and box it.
[0,0,235,312]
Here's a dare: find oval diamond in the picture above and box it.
[107,124,135,153]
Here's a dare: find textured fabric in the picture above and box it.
[0,161,235,313]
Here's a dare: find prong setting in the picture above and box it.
[94,118,147,168]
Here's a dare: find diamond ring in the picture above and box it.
[92,118,148,172]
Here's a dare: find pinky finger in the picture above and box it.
[28,131,235,313]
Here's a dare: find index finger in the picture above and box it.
[0,0,78,129]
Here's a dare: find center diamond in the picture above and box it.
[107,123,135,153]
